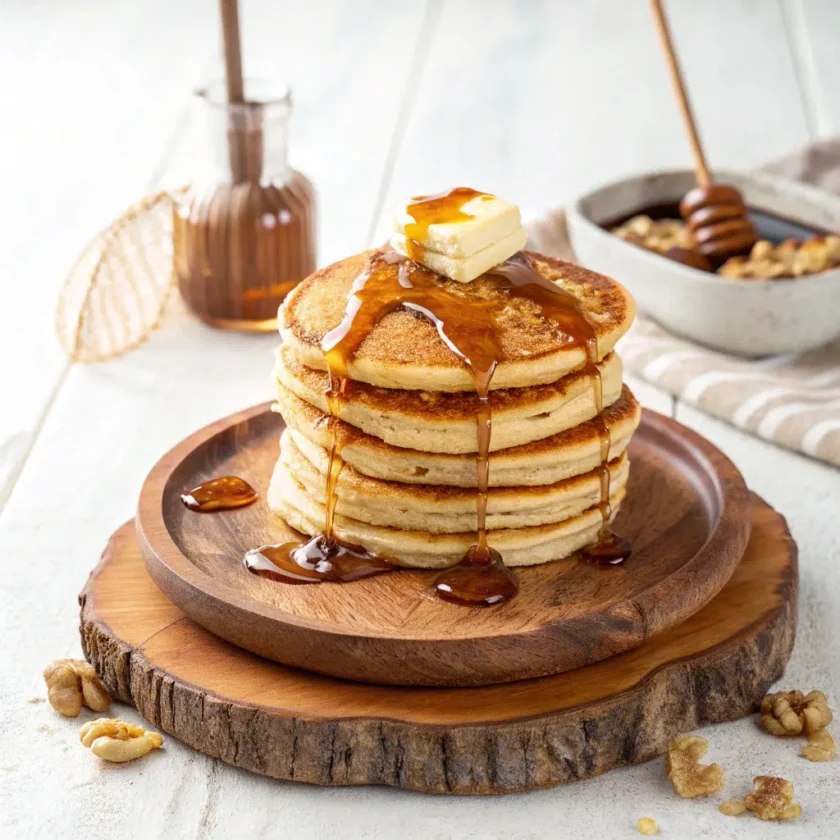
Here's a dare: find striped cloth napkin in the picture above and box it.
[525,139,840,469]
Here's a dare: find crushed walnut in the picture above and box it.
[636,817,658,835]
[80,718,164,763]
[611,215,840,280]
[612,215,694,254]
[743,776,801,821]
[719,236,840,279]
[43,658,110,717]
[664,734,725,798]
[719,800,747,817]
[801,728,836,762]
[760,689,833,736]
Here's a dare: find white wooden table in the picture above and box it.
[1,2,838,837]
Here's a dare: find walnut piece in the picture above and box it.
[43,658,110,717]
[719,235,840,280]
[636,817,658,835]
[664,734,724,798]
[719,800,747,816]
[760,689,833,736]
[611,215,694,255]
[79,718,164,763]
[801,728,836,762]
[744,776,801,821]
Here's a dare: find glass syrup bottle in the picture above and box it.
[172,80,316,331]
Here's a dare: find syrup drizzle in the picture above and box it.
[245,187,629,597]
[181,476,258,512]
[240,363,384,585]
[579,530,632,566]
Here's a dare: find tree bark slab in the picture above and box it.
[80,495,796,794]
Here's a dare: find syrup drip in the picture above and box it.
[579,530,632,566]
[434,545,518,607]
[244,537,394,585]
[245,370,379,580]
[491,257,626,565]
[322,374,347,540]
[245,281,368,578]
[181,476,258,512]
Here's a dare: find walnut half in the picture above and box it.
[664,734,724,798]
[79,718,164,763]
[43,658,110,717]
[761,689,833,736]
[743,776,801,821]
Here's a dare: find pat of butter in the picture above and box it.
[391,188,526,282]
[391,227,527,283]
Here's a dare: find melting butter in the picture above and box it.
[391,187,527,282]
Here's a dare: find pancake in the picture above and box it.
[280,429,630,533]
[268,458,626,569]
[274,385,640,487]
[279,249,635,391]
[275,345,623,454]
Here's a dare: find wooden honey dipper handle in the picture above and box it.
[649,0,756,264]
[649,0,710,188]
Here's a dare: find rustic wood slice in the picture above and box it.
[135,404,751,686]
[81,496,796,794]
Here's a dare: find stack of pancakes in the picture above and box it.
[270,250,639,569]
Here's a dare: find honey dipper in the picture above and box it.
[649,0,757,266]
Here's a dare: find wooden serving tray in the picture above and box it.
[136,404,751,687]
[81,496,796,794]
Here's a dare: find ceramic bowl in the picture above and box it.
[568,168,840,357]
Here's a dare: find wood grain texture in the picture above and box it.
[81,493,796,794]
[135,404,750,686]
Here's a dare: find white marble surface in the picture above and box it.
[0,1,838,838]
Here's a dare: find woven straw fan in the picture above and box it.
[55,2,253,363]
[55,191,176,363]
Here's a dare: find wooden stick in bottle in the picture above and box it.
[219,0,247,183]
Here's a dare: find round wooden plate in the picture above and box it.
[136,404,751,687]
[82,497,796,794]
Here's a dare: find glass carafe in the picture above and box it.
[172,80,316,331]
